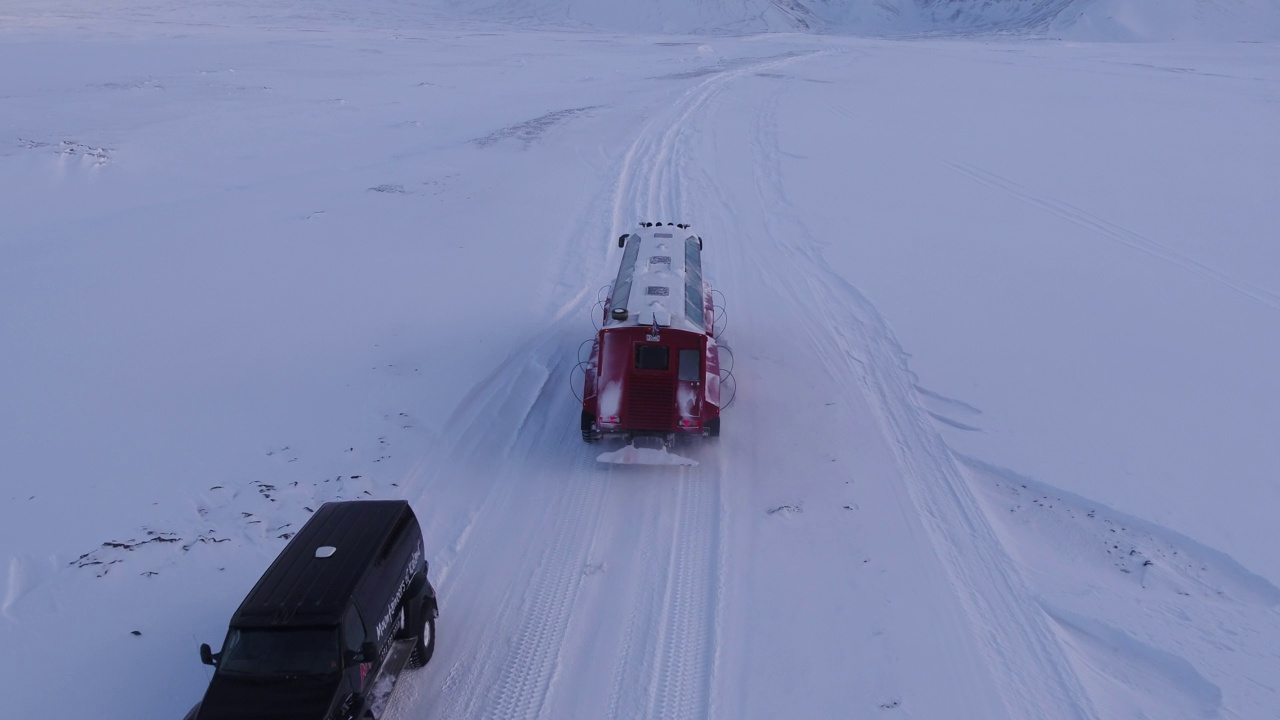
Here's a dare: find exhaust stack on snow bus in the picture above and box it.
[580,223,724,445]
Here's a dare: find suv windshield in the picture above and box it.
[219,628,340,677]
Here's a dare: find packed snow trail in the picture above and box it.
[380,55,799,720]
[377,46,1103,720]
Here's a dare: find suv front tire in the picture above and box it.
[408,599,436,668]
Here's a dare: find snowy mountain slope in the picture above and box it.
[418,0,1280,39]
[3,3,1280,720]
[6,0,1280,39]
[1051,0,1280,41]
[422,0,1280,38]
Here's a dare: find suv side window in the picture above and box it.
[343,606,366,654]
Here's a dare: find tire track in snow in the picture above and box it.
[388,326,613,720]
[948,160,1280,312]
[732,76,1100,720]
[386,161,627,718]
[593,466,722,720]
[599,492,665,720]
[612,52,817,224]
[643,471,721,720]
[441,349,601,720]
[475,452,609,720]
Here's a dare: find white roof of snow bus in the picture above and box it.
[604,224,707,335]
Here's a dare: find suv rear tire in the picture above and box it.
[408,605,435,668]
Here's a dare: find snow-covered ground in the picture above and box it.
[3,1,1279,719]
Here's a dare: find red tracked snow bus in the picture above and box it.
[581,223,722,444]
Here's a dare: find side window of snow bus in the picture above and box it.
[635,345,669,371]
[678,349,700,382]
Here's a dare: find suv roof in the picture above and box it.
[231,500,416,629]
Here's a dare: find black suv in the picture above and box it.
[184,500,438,720]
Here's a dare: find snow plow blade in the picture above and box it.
[596,442,698,467]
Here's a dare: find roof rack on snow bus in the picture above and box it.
[578,222,733,447]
